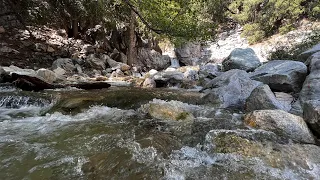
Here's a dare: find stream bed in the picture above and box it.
[1,86,320,180]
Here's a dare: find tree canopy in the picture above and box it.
[6,0,320,44]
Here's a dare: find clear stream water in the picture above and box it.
[0,86,319,180]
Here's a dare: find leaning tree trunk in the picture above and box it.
[127,10,137,67]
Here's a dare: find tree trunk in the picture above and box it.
[72,19,79,39]
[127,10,136,67]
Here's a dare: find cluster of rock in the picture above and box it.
[133,45,320,178]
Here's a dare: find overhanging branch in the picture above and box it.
[121,0,164,34]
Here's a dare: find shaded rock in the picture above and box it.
[52,58,76,73]
[153,70,184,87]
[299,43,320,61]
[307,51,320,72]
[274,92,294,111]
[201,69,262,109]
[245,85,286,112]
[244,110,315,144]
[86,54,106,70]
[199,63,222,79]
[53,67,66,76]
[104,55,130,71]
[139,99,194,121]
[0,26,5,33]
[47,46,55,53]
[290,99,303,117]
[11,73,55,91]
[0,46,19,54]
[250,60,307,92]
[142,78,156,88]
[303,100,320,135]
[0,66,9,83]
[222,48,261,72]
[183,69,199,81]
[36,68,57,83]
[175,42,201,65]
[75,64,83,74]
[137,48,171,70]
[34,43,47,52]
[299,69,320,135]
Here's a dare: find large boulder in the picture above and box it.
[298,43,320,61]
[175,42,201,66]
[86,54,106,70]
[245,85,287,112]
[36,68,57,83]
[307,51,320,72]
[201,69,262,109]
[250,60,307,92]
[222,48,261,72]
[244,110,315,144]
[52,58,76,73]
[137,48,171,70]
[299,69,320,135]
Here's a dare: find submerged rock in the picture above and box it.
[139,99,195,121]
[222,48,261,72]
[244,110,315,144]
[250,60,307,92]
[201,69,261,109]
[204,129,320,179]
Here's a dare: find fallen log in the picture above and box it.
[11,73,111,91]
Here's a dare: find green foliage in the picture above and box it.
[242,23,265,44]
[227,0,316,43]
[134,0,214,45]
[268,30,320,61]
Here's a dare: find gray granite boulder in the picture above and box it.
[245,85,287,112]
[250,60,307,92]
[244,110,315,144]
[86,54,106,70]
[137,48,171,70]
[52,58,76,73]
[201,69,262,109]
[222,48,261,72]
[299,69,320,135]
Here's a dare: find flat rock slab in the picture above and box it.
[250,60,307,92]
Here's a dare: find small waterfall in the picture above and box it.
[170,58,180,68]
[0,96,51,108]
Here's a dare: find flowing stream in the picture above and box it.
[1,86,320,180]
